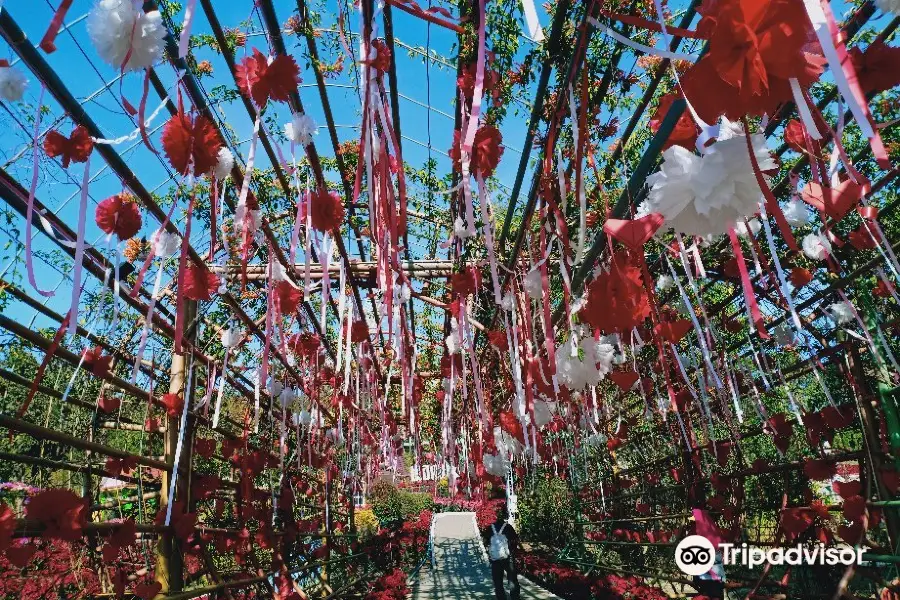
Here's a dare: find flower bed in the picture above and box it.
[517,549,669,600]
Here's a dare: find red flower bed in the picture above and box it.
[518,550,668,600]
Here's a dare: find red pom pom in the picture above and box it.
[309,189,345,232]
[275,280,303,314]
[449,124,504,177]
[450,266,480,297]
[849,40,900,95]
[96,193,142,240]
[350,320,369,343]
[162,111,223,176]
[43,125,93,168]
[82,346,112,378]
[183,264,220,301]
[783,119,807,153]
[650,94,697,150]
[161,392,184,418]
[235,48,300,108]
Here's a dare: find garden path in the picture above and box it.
[409,512,562,600]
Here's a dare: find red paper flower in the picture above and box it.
[784,119,807,153]
[155,500,197,541]
[102,519,137,561]
[289,332,321,358]
[487,329,508,352]
[370,39,392,74]
[235,48,300,108]
[162,110,223,176]
[106,455,137,477]
[82,346,113,378]
[96,193,142,240]
[450,266,480,297]
[183,264,220,301]
[449,124,504,177]
[43,125,93,168]
[350,320,369,344]
[582,251,650,334]
[135,581,163,600]
[25,488,86,541]
[309,188,345,232]
[650,93,697,150]
[789,267,814,288]
[849,40,900,95]
[276,280,304,314]
[161,392,184,418]
[681,0,825,122]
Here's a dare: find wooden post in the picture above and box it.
[157,299,197,594]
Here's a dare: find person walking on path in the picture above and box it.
[481,504,521,600]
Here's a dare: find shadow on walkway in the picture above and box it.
[410,512,561,600]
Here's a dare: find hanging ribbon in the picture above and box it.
[173,195,196,353]
[178,0,197,59]
[68,157,92,334]
[728,228,769,339]
[25,86,55,298]
[38,0,75,53]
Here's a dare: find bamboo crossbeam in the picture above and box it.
[211,260,463,279]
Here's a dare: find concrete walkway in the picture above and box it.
[410,512,562,600]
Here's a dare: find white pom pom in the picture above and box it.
[284,113,318,146]
[454,216,473,240]
[295,409,312,427]
[500,292,515,312]
[644,119,776,237]
[220,327,242,348]
[736,217,761,238]
[278,387,296,409]
[802,232,832,261]
[213,147,234,180]
[87,0,165,72]
[445,319,462,355]
[523,268,543,300]
[152,229,179,257]
[0,66,28,102]
[656,275,675,291]
[783,198,811,227]
[533,399,557,428]
[828,301,855,325]
[876,0,900,16]
[268,379,284,397]
[555,336,614,391]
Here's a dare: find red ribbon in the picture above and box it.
[38,0,75,54]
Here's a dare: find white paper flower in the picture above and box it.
[235,203,262,235]
[454,216,473,240]
[268,380,284,397]
[326,427,345,446]
[284,112,318,146]
[782,198,811,227]
[220,327,241,348]
[643,119,776,237]
[152,229,179,257]
[828,301,855,325]
[483,453,510,477]
[773,323,795,347]
[876,0,900,16]
[802,232,832,261]
[555,336,615,391]
[501,292,515,312]
[278,387,296,409]
[445,330,461,355]
[294,409,312,427]
[656,275,675,291]
[533,399,557,428]
[0,66,27,102]
[523,268,543,300]
[87,0,165,72]
[213,147,234,180]
[493,426,523,456]
[736,217,761,238]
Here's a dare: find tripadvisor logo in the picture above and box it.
[675,535,864,576]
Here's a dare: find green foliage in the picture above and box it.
[518,476,576,549]
[368,480,434,525]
